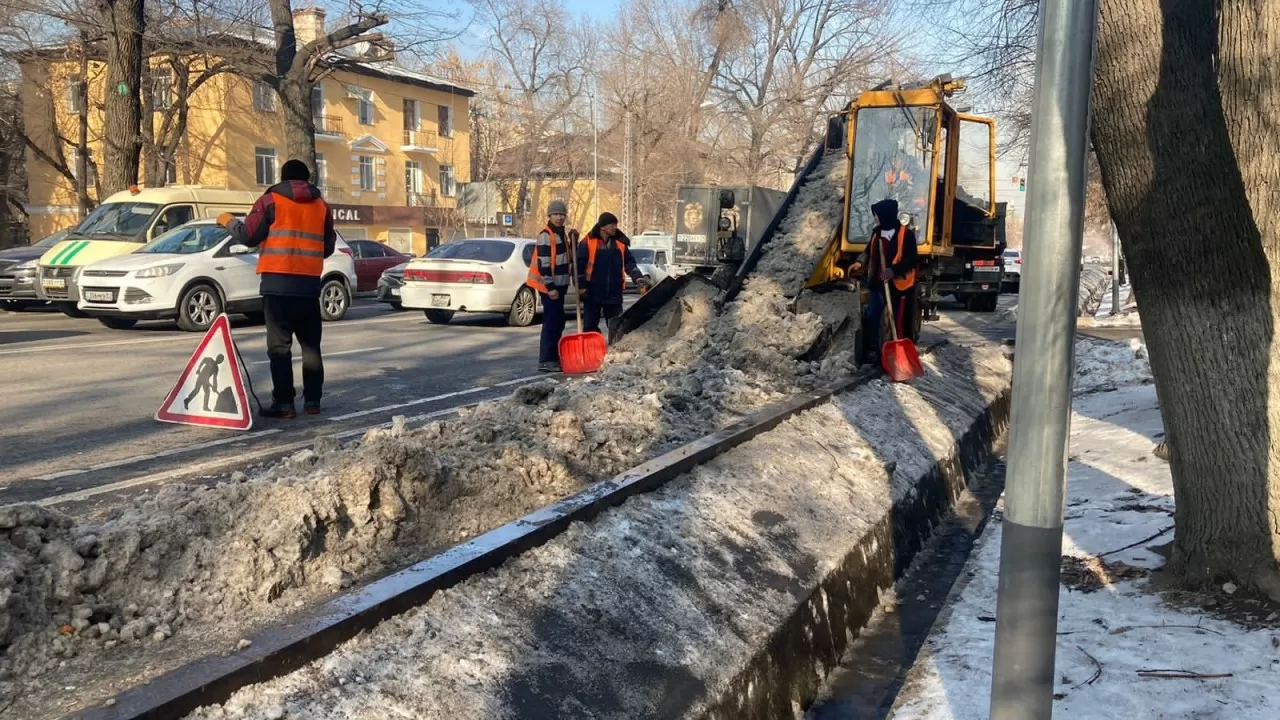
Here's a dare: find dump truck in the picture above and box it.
[671,185,786,286]
[617,75,1004,359]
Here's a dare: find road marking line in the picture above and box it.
[0,335,180,356]
[249,347,384,366]
[494,374,545,387]
[327,386,491,422]
[16,399,494,508]
[28,429,284,481]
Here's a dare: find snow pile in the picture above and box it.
[1,152,861,715]
[887,384,1279,719]
[1074,337,1152,395]
[184,342,1012,720]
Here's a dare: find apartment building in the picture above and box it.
[20,8,472,257]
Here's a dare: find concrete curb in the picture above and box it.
[705,383,1013,719]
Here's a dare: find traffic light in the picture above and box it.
[1019,178,1026,192]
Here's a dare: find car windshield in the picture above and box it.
[848,105,938,242]
[138,225,226,254]
[631,248,656,263]
[1003,250,1020,258]
[427,240,515,263]
[33,230,71,248]
[77,202,160,239]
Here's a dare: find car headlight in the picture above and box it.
[11,259,35,270]
[134,263,184,278]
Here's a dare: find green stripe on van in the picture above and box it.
[49,242,79,266]
[61,241,90,265]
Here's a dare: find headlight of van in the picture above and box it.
[134,263,184,278]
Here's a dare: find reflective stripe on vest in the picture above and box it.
[526,225,570,292]
[257,195,328,277]
[870,225,917,291]
[584,236,626,287]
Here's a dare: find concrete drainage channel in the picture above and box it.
[73,340,1013,720]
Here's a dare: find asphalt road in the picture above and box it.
[0,293,1017,515]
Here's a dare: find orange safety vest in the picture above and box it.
[871,225,917,292]
[526,225,561,293]
[584,235,626,287]
[257,194,328,277]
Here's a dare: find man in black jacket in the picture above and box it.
[576,212,647,343]
[856,198,919,364]
[218,160,336,418]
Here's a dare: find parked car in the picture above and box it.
[1002,248,1022,291]
[76,219,357,331]
[0,229,72,310]
[400,238,572,327]
[376,262,410,310]
[628,247,673,288]
[348,239,412,293]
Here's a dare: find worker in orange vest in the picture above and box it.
[575,212,648,343]
[218,159,336,418]
[854,198,919,365]
[526,200,576,372]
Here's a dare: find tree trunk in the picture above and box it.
[279,72,317,173]
[99,0,145,197]
[140,67,160,187]
[75,43,92,218]
[1091,0,1280,596]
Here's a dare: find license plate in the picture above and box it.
[431,294,450,307]
[85,291,114,302]
[43,279,66,290]
[391,288,401,297]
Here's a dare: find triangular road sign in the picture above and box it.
[156,314,253,430]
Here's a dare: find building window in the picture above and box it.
[551,187,568,203]
[152,71,174,110]
[253,81,277,113]
[358,95,374,125]
[69,147,92,184]
[405,160,422,203]
[164,159,177,185]
[311,84,324,116]
[66,78,85,113]
[438,165,456,198]
[403,99,419,131]
[359,156,375,191]
[255,147,278,186]
[314,152,327,189]
[438,104,453,138]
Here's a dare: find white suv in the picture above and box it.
[77,219,357,331]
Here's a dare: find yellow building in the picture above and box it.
[19,8,472,257]
[479,134,624,236]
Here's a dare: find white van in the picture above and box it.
[36,186,259,315]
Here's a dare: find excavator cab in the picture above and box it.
[807,76,1004,327]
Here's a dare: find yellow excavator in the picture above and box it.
[616,75,1006,356]
[808,75,1007,343]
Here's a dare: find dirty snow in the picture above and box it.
[889,335,1280,719]
[185,341,1012,720]
[0,152,861,717]
[1074,337,1152,396]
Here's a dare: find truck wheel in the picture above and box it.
[57,302,89,319]
[97,317,138,330]
[507,286,537,327]
[969,293,999,313]
[424,309,455,324]
[177,284,223,332]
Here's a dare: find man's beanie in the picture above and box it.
[597,212,619,226]
[281,159,311,182]
[548,200,568,216]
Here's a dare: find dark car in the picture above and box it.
[376,261,410,310]
[348,240,412,293]
[0,229,72,310]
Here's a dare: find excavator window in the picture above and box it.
[847,106,937,243]
[956,118,994,212]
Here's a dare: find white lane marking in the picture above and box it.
[327,386,490,422]
[0,335,179,356]
[18,399,493,508]
[249,347,384,366]
[29,429,284,481]
[494,374,545,387]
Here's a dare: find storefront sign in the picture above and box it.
[330,205,373,224]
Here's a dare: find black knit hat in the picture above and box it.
[597,212,619,227]
[281,159,311,182]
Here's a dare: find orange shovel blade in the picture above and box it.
[881,338,924,383]
[559,331,607,374]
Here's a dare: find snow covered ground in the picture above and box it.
[888,336,1280,719]
[1083,280,1141,328]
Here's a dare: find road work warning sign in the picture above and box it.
[156,314,253,430]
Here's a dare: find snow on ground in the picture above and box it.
[1087,281,1142,328]
[1074,337,1152,395]
[889,338,1280,719]
[184,341,1011,720]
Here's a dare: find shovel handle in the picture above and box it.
[567,229,584,334]
[877,237,899,342]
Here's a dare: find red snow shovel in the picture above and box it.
[878,241,924,383]
[559,232,607,374]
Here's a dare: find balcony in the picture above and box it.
[319,185,343,202]
[407,191,437,207]
[401,130,439,154]
[315,115,345,141]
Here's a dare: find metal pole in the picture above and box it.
[591,88,599,222]
[1110,221,1121,315]
[989,0,1098,718]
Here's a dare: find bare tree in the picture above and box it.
[97,0,146,196]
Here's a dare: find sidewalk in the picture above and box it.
[887,333,1280,718]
